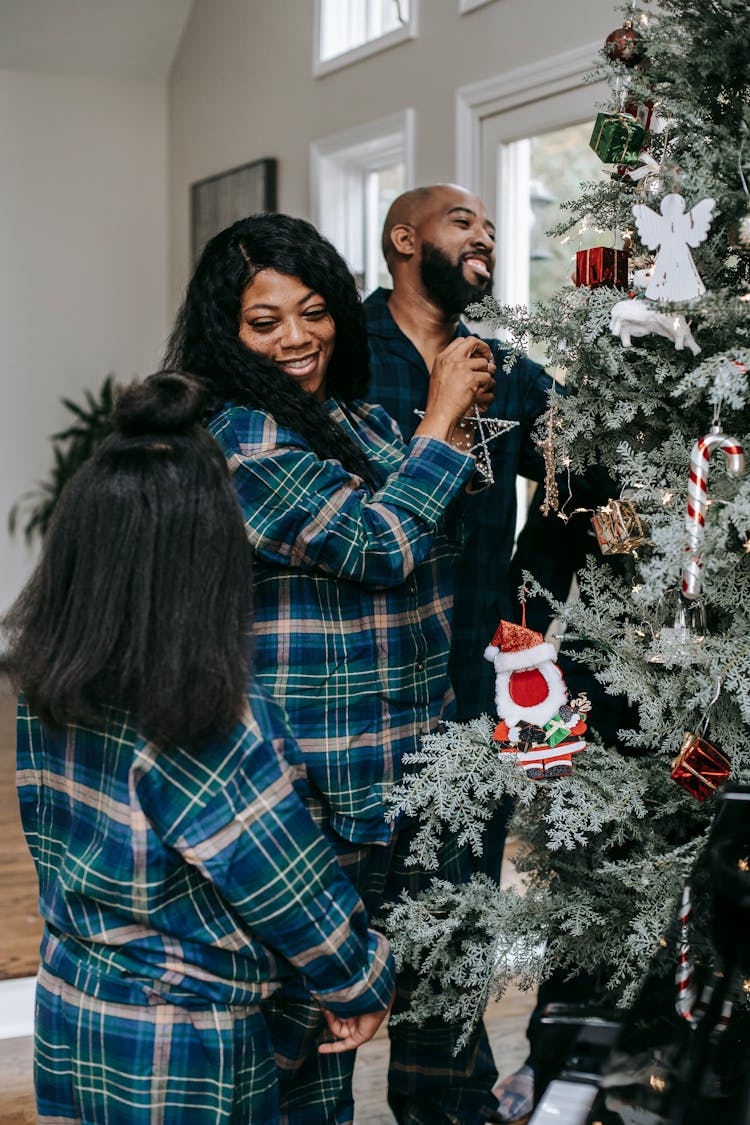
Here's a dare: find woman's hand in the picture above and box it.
[317,996,393,1054]
[415,337,496,445]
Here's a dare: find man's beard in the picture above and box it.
[419,241,492,316]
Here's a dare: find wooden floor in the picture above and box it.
[0,679,42,981]
[0,677,533,1123]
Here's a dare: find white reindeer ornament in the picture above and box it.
[609,298,701,355]
[632,192,715,302]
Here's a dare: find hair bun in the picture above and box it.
[113,372,206,436]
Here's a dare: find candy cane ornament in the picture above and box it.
[675,882,697,1023]
[682,425,745,600]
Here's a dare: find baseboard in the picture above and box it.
[0,976,35,1039]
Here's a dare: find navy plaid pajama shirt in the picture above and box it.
[209,400,500,1123]
[364,286,555,725]
[17,684,394,1124]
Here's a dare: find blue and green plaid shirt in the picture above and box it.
[364,287,555,722]
[17,684,394,1015]
[209,399,475,845]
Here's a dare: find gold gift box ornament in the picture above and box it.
[591,499,647,555]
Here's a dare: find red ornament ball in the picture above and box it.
[604,24,645,66]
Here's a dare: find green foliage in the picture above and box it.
[8,375,119,544]
[387,876,540,1042]
[387,704,707,1039]
[384,0,750,1036]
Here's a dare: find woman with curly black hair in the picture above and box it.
[6,372,395,1124]
[165,213,498,1123]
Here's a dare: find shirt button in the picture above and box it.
[417,662,424,672]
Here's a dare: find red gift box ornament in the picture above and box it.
[670,730,730,801]
[575,247,629,290]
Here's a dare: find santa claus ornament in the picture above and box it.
[484,619,590,780]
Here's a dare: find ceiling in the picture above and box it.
[0,0,195,80]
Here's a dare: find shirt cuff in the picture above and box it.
[407,433,475,475]
[382,435,474,526]
[309,930,395,1016]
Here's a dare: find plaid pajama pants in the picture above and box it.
[35,965,280,1124]
[263,814,498,1125]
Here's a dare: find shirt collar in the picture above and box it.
[364,286,471,343]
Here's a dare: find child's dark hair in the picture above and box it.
[4,371,253,748]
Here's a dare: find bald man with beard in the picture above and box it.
[364,184,581,1125]
[365,183,566,741]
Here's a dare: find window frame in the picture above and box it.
[454,44,605,540]
[313,0,418,77]
[310,109,415,292]
[455,42,604,306]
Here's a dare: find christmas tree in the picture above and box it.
[384,0,750,1040]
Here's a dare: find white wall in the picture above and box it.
[167,0,619,304]
[0,69,169,615]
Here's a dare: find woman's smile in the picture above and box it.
[239,269,335,401]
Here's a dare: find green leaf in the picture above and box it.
[7,374,123,543]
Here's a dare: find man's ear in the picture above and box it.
[389,223,415,259]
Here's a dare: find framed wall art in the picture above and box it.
[190,157,278,262]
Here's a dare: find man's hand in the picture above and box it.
[416,337,496,444]
[464,338,496,415]
[317,998,393,1054]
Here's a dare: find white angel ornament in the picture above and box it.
[632,192,715,302]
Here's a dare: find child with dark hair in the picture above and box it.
[5,371,395,1124]
[165,214,500,1123]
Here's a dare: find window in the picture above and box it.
[494,121,604,530]
[456,46,609,342]
[498,121,604,319]
[311,111,414,294]
[314,0,416,76]
[455,44,606,539]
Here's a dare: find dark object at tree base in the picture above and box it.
[526,785,750,1125]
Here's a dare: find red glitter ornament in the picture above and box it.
[604,22,645,66]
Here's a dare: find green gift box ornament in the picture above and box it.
[589,112,645,166]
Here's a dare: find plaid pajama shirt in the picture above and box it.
[17,684,394,1124]
[209,401,498,1122]
[208,399,475,845]
[364,286,554,724]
